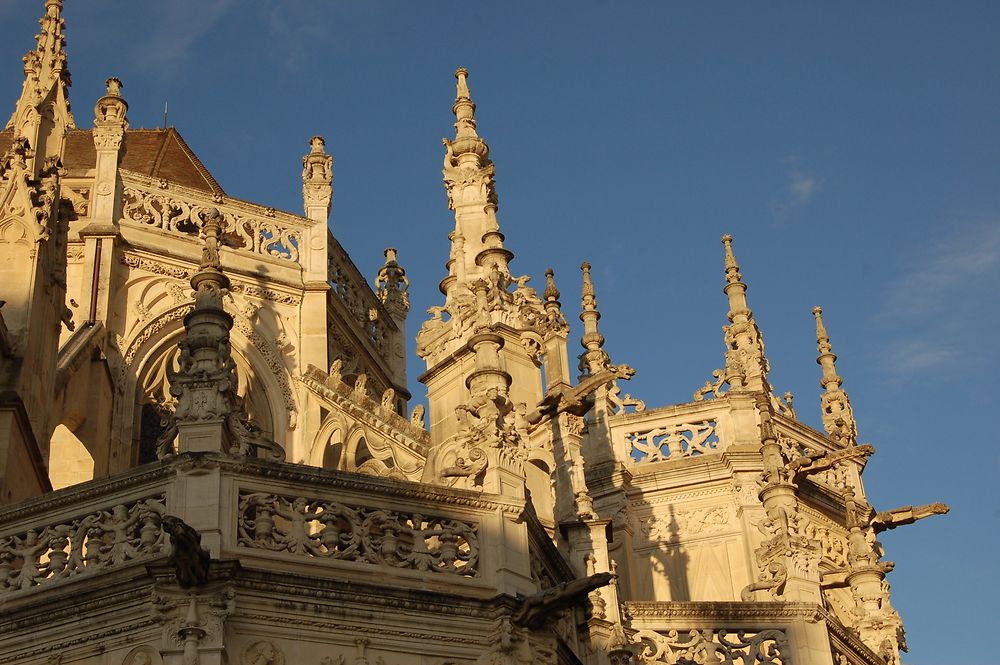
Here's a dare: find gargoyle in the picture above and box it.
[161,515,211,589]
[512,572,613,630]
[786,444,874,483]
[527,364,635,425]
[871,502,949,533]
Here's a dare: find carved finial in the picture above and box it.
[451,66,481,141]
[579,261,607,374]
[722,233,741,284]
[455,67,471,99]
[812,306,857,446]
[93,77,128,154]
[813,306,831,355]
[302,135,333,221]
[199,208,224,270]
[376,247,410,320]
[544,268,560,303]
[581,262,597,311]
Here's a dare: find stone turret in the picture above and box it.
[418,68,552,452]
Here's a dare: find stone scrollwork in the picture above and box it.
[0,495,167,594]
[694,368,727,402]
[237,492,479,577]
[632,628,792,665]
[121,183,301,263]
[608,382,646,415]
[626,420,719,463]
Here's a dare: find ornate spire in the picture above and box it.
[452,67,480,142]
[441,67,508,293]
[812,306,857,446]
[6,0,75,174]
[156,209,284,461]
[719,234,771,394]
[302,135,333,222]
[376,247,410,321]
[579,262,608,375]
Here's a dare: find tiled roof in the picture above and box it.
[0,127,224,195]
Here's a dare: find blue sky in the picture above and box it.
[2,2,997,661]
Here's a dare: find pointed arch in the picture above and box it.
[114,303,290,469]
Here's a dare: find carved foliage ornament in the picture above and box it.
[0,494,167,594]
[121,185,300,262]
[237,492,479,576]
[626,420,719,463]
[632,628,791,665]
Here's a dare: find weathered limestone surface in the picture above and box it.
[0,4,947,665]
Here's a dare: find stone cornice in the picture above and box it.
[207,454,526,517]
[0,462,170,528]
[234,566,504,620]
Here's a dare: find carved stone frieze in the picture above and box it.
[121,183,301,263]
[237,491,479,576]
[122,251,190,279]
[0,494,167,594]
[638,504,732,544]
[625,420,719,463]
[632,628,791,665]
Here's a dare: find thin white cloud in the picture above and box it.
[788,169,818,204]
[880,221,1000,377]
[771,157,820,219]
[884,338,958,375]
[134,0,238,70]
[884,222,1000,319]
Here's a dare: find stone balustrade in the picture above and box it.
[327,238,397,362]
[624,601,837,665]
[0,456,519,600]
[120,173,308,264]
[609,402,732,466]
[0,485,169,596]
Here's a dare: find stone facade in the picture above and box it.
[0,4,946,665]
